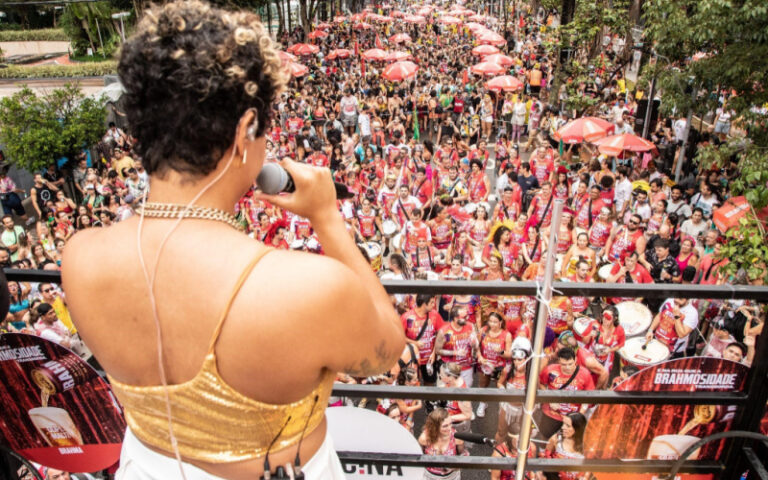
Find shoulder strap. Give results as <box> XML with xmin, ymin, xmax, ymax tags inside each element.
<box><xmin>207</xmin><ymin>247</ymin><xmax>273</xmax><ymax>353</ymax></box>
<box><xmin>558</xmin><ymin>365</ymin><xmax>580</xmax><ymax>390</ymax></box>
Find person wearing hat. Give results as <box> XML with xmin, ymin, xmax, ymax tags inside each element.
<box><xmin>495</xmin><ymin>345</ymin><xmax>531</xmax><ymax>444</ymax></box>
<box><xmin>702</xmin><ymin>318</ymin><xmax>736</xmax><ymax>358</ymax></box>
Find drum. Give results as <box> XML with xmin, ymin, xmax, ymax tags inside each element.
<box><xmin>573</xmin><ymin>316</ymin><xmax>599</xmax><ymax>346</ymax></box>
<box><xmin>359</xmin><ymin>242</ymin><xmax>383</xmax><ymax>272</ymax></box>
<box><xmin>597</xmin><ymin>263</ymin><xmax>613</xmax><ymax>282</ymax></box>
<box><xmin>381</xmin><ymin>219</ymin><xmax>398</xmax><ymax>237</ymax></box>
<box><xmin>619</xmin><ymin>337</ymin><xmax>670</xmax><ymax>369</ymax></box>
<box><xmin>472</xmin><ymin>254</ymin><xmax>486</xmax><ymax>275</ymax></box>
<box><xmin>616</xmin><ymin>301</ymin><xmax>653</xmax><ymax>338</ymax></box>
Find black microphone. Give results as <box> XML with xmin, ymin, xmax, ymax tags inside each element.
<box><xmin>257</xmin><ymin>162</ymin><xmax>354</xmax><ymax>199</ymax></box>
<box><xmin>454</xmin><ymin>432</ymin><xmax>496</xmax><ymax>446</ymax></box>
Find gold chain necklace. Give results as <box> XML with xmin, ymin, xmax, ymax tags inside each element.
<box><xmin>139</xmin><ymin>202</ymin><xmax>244</xmax><ymax>232</ymax></box>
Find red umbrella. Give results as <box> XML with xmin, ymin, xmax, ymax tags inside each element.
<box><xmin>389</xmin><ymin>33</ymin><xmax>412</xmax><ymax>44</ymax></box>
<box><xmin>277</xmin><ymin>50</ymin><xmax>296</xmax><ymax>63</ymax></box>
<box><xmin>326</xmin><ymin>48</ymin><xmax>353</xmax><ymax>60</ymax></box>
<box><xmin>403</xmin><ymin>15</ymin><xmax>423</xmax><ymax>24</ymax></box>
<box><xmin>333</xmin><ymin>15</ymin><xmax>347</xmax><ymax>23</ymax></box>
<box><xmin>466</xmin><ymin>22</ymin><xmax>486</xmax><ymax>32</ymax></box>
<box><xmin>439</xmin><ymin>15</ymin><xmax>463</xmax><ymax>25</ymax></box>
<box><xmin>385</xmin><ymin>50</ymin><xmax>413</xmax><ymax>62</ymax></box>
<box><xmin>376</xmin><ymin>15</ymin><xmax>394</xmax><ymax>22</ymax></box>
<box><xmin>592</xmin><ymin>133</ymin><xmax>658</xmax><ymax>156</ymax></box>
<box><xmin>476</xmin><ymin>31</ymin><xmax>506</xmax><ymax>46</ymax></box>
<box><xmin>471</xmin><ymin>44</ymin><xmax>500</xmax><ymax>56</ymax></box>
<box><xmin>354</xmin><ymin>22</ymin><xmax>373</xmax><ymax>30</ymax></box>
<box><xmin>416</xmin><ymin>7</ymin><xmax>432</xmax><ymax>16</ymax></box>
<box><xmin>287</xmin><ymin>43</ymin><xmax>319</xmax><ymax>55</ymax></box>
<box><xmin>361</xmin><ymin>48</ymin><xmax>388</xmax><ymax>61</ymax></box>
<box><xmin>381</xmin><ymin>60</ymin><xmax>418</xmax><ymax>82</ymax></box>
<box><xmin>554</xmin><ymin>117</ymin><xmax>615</xmax><ymax>144</ymax></box>
<box><xmin>470</xmin><ymin>61</ymin><xmax>506</xmax><ymax>76</ymax></box>
<box><xmin>391</xmin><ymin>10</ymin><xmax>406</xmax><ymax>18</ymax></box>
<box><xmin>485</xmin><ymin>75</ymin><xmax>523</xmax><ymax>91</ymax></box>
<box><xmin>317</xmin><ymin>22</ymin><xmax>332</xmax><ymax>30</ymax></box>
<box><xmin>307</xmin><ymin>30</ymin><xmax>328</xmax><ymax>39</ymax></box>
<box><xmin>286</xmin><ymin>62</ymin><xmax>309</xmax><ymax>78</ymax></box>
<box><xmin>350</xmin><ymin>13</ymin><xmax>367</xmax><ymax>21</ymax></box>
<box><xmin>403</xmin><ymin>14</ymin><xmax>426</xmax><ymax>24</ymax></box>
<box><xmin>483</xmin><ymin>53</ymin><xmax>514</xmax><ymax>67</ymax></box>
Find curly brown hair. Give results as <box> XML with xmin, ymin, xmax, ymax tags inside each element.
<box><xmin>118</xmin><ymin>0</ymin><xmax>287</xmax><ymax>177</ymax></box>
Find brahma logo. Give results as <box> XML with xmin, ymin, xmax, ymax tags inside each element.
<box><xmin>342</xmin><ymin>461</ymin><xmax>405</xmax><ymax>476</ymax></box>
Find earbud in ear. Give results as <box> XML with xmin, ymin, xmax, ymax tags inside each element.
<box><xmin>247</xmin><ymin>118</ymin><xmax>259</xmax><ymax>140</ymax></box>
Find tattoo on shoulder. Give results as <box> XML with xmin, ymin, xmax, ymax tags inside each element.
<box><xmin>344</xmin><ymin>340</ymin><xmax>395</xmax><ymax>376</ymax></box>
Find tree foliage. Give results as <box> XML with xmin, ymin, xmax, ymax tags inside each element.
<box><xmin>0</xmin><ymin>84</ymin><xmax>106</xmax><ymax>173</ymax></box>
<box><xmin>543</xmin><ymin>0</ymin><xmax>632</xmax><ymax>113</ymax></box>
<box><xmin>644</xmin><ymin>0</ymin><xmax>768</xmax><ymax>283</ymax></box>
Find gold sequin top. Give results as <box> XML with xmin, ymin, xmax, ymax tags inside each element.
<box><xmin>108</xmin><ymin>248</ymin><xmax>335</xmax><ymax>463</ymax></box>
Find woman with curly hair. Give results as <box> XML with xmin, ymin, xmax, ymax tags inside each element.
<box><xmin>61</xmin><ymin>2</ymin><xmax>403</xmax><ymax>478</ymax></box>
<box><xmin>418</xmin><ymin>408</ymin><xmax>466</xmax><ymax>480</ymax></box>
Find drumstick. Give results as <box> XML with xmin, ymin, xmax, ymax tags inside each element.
<box><xmin>641</xmin><ymin>338</ymin><xmax>650</xmax><ymax>350</ymax></box>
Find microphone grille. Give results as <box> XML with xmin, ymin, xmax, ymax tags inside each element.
<box><xmin>257</xmin><ymin>163</ymin><xmax>288</xmax><ymax>195</ymax></box>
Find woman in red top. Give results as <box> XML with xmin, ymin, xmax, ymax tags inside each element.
<box><xmin>469</xmin><ymin>204</ymin><xmax>491</xmax><ymax>248</ymax></box>
<box><xmin>593</xmin><ymin>306</ymin><xmax>625</xmax><ymax>373</ymax></box>
<box><xmin>553</xmin><ymin>166</ymin><xmax>570</xmax><ymax>200</ymax></box>
<box><xmin>476</xmin><ymin>312</ymin><xmax>512</xmax><ymax>418</ymax></box>
<box><xmin>418</xmin><ymin>408</ymin><xmax>465</xmax><ymax>480</ymax></box>
<box><xmin>588</xmin><ymin>207</ymin><xmax>612</xmax><ymax>256</ymax></box>
<box><xmin>468</xmin><ymin>159</ymin><xmax>490</xmax><ymax>203</ymax></box>
<box><xmin>394</xmin><ymin>368</ymin><xmax>422</xmax><ymax>433</ymax></box>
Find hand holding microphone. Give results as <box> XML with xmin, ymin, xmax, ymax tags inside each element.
<box><xmin>255</xmin><ymin>158</ymin><xmax>350</xmax><ymax>223</ymax></box>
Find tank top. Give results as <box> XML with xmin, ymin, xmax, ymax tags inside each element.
<box><xmin>552</xmin><ymin>436</ymin><xmax>584</xmax><ymax>480</ymax></box>
<box><xmin>480</xmin><ymin>329</ymin><xmax>508</xmax><ymax>369</ymax></box>
<box><xmin>108</xmin><ymin>249</ymin><xmax>335</xmax><ymax>463</ymax></box>
<box><xmin>424</xmin><ymin>430</ymin><xmax>458</xmax><ymax>475</ymax></box>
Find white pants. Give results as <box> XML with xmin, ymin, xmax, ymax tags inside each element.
<box><xmin>116</xmin><ymin>427</ymin><xmax>346</xmax><ymax>480</ymax></box>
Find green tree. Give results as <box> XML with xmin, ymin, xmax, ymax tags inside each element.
<box><xmin>0</xmin><ymin>84</ymin><xmax>106</xmax><ymax>174</ymax></box>
<box><xmin>644</xmin><ymin>0</ymin><xmax>768</xmax><ymax>283</ymax></box>
<box><xmin>60</xmin><ymin>1</ymin><xmax>119</xmax><ymax>57</ymax></box>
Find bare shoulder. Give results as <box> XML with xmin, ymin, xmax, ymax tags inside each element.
<box><xmin>61</xmin><ymin>226</ymin><xmax>111</xmax><ymax>292</ymax></box>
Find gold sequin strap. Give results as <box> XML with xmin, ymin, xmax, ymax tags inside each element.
<box><xmin>207</xmin><ymin>247</ymin><xmax>274</xmax><ymax>353</ymax></box>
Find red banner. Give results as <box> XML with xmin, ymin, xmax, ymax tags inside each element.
<box><xmin>0</xmin><ymin>334</ymin><xmax>125</xmax><ymax>472</ymax></box>
<box><xmin>585</xmin><ymin>357</ymin><xmax>747</xmax><ymax>463</ymax></box>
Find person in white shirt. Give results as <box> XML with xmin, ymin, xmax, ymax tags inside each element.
<box><xmin>614</xmin><ymin>116</ymin><xmax>634</xmax><ymax>134</ymax></box>
<box><xmin>613</xmin><ymin>166</ymin><xmax>633</xmax><ymax>219</ymax></box>
<box><xmin>679</xmin><ymin>208</ymin><xmax>708</xmax><ymax>246</ymax></box>
<box><xmin>666</xmin><ymin>185</ymin><xmax>692</xmax><ymax>219</ymax></box>
<box><xmin>673</xmin><ymin>116</ymin><xmax>687</xmax><ymax>143</ymax></box>
<box><xmin>358</xmin><ymin>105</ymin><xmax>372</xmax><ymax>141</ymax></box>
<box><xmin>611</xmin><ymin>99</ymin><xmax>628</xmax><ymax>123</ymax></box>
<box><xmin>34</xmin><ymin>303</ymin><xmax>75</xmax><ymax>348</ymax></box>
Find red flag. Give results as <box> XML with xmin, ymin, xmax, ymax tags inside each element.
<box><xmin>375</xmin><ymin>34</ymin><xmax>383</xmax><ymax>49</ymax></box>
<box><xmin>462</xmin><ymin>68</ymin><xmax>468</xmax><ymax>86</ymax></box>
<box><xmin>519</xmin><ymin>14</ymin><xmax>525</xmax><ymax>28</ymax></box>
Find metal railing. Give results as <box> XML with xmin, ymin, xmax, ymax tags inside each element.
<box><xmin>5</xmin><ymin>268</ymin><xmax>768</xmax><ymax>478</ymax></box>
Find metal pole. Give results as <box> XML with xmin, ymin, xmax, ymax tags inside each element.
<box><xmin>642</xmin><ymin>74</ymin><xmax>655</xmax><ymax>139</ymax></box>
<box><xmin>675</xmin><ymin>85</ymin><xmax>696</xmax><ymax>183</ymax></box>
<box><xmin>515</xmin><ymin>199</ymin><xmax>564</xmax><ymax>480</ymax></box>
<box><xmin>94</xmin><ymin>17</ymin><xmax>104</xmax><ymax>54</ymax></box>
<box><xmin>119</xmin><ymin>16</ymin><xmax>126</xmax><ymax>42</ymax></box>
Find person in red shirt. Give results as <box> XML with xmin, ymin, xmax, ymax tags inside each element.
<box><xmin>527</xmin><ymin>181</ymin><xmax>554</xmax><ymax>228</ymax></box>
<box><xmin>402</xmin><ymin>294</ymin><xmax>444</xmax><ymax>385</ymax></box>
<box><xmin>476</xmin><ymin>312</ymin><xmax>512</xmax><ymax>418</ymax></box>
<box><xmin>588</xmin><ymin>207</ymin><xmax>612</xmax><ymax>256</ymax></box>
<box><xmin>568</xmin><ymin>260</ymin><xmax>593</xmax><ymax>315</ymax></box>
<box><xmin>433</xmin><ymin>304</ymin><xmax>478</xmax><ymax>387</ymax></box>
<box><xmin>493</xmin><ymin>185</ymin><xmax>523</xmax><ymax>222</ymax></box>
<box><xmin>604</xmin><ymin>213</ymin><xmax>647</xmax><ymax>262</ymax></box>
<box><xmin>305</xmin><ymin>144</ymin><xmax>329</xmax><ymax>167</ymax></box>
<box><xmin>531</xmin><ymin>147</ymin><xmax>555</xmax><ymax>185</ymax></box>
<box><xmin>606</xmin><ymin>251</ymin><xmax>653</xmax><ymax>304</ymax></box>
<box><xmin>593</xmin><ymin>305</ymin><xmax>625</xmax><ymax>373</ymax></box>
<box><xmin>575</xmin><ymin>185</ymin><xmax>605</xmax><ymax>230</ymax></box>
<box><xmin>535</xmin><ymin>347</ymin><xmax>595</xmax><ymax>440</ymax></box>
<box><xmin>355</xmin><ymin>196</ymin><xmax>383</xmax><ymax>242</ymax></box>
<box><xmin>411</xmin><ymin>167</ymin><xmax>434</xmax><ymax>212</ymax></box>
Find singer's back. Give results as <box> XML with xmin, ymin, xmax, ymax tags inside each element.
<box><xmin>60</xmin><ymin>2</ymin><xmax>404</xmax><ymax>479</ymax></box>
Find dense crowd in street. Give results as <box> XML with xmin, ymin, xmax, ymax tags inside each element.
<box><xmin>0</xmin><ymin>1</ymin><xmax>764</xmax><ymax>478</ymax></box>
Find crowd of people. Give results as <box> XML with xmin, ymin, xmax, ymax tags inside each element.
<box><xmin>0</xmin><ymin>0</ymin><xmax>764</xmax><ymax>479</ymax></box>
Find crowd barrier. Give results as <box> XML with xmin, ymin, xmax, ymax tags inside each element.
<box><xmin>6</xmin><ymin>269</ymin><xmax>768</xmax><ymax>478</ymax></box>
